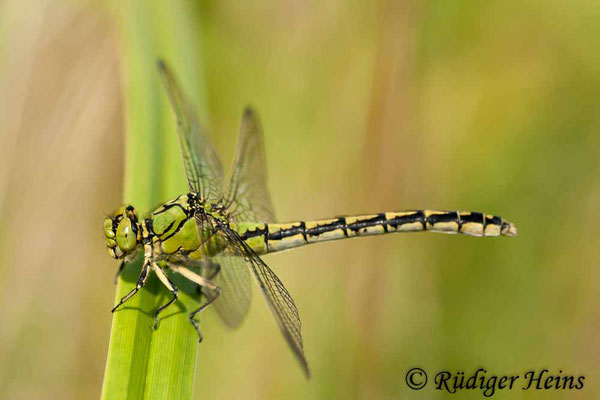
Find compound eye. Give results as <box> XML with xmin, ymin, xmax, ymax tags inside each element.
<box><xmin>116</xmin><ymin>217</ymin><xmax>137</xmax><ymax>252</ymax></box>
<box><xmin>104</xmin><ymin>218</ymin><xmax>115</xmax><ymax>238</ymax></box>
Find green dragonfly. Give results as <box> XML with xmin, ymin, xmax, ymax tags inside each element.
<box><xmin>104</xmin><ymin>60</ymin><xmax>517</xmax><ymax>377</ymax></box>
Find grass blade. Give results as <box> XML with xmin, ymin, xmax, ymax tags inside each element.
<box><xmin>101</xmin><ymin>2</ymin><xmax>208</xmax><ymax>399</ymax></box>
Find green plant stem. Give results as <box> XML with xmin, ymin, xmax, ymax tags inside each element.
<box><xmin>101</xmin><ymin>2</ymin><xmax>208</xmax><ymax>399</ymax></box>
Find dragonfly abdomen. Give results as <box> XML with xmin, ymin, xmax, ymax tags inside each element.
<box><xmin>249</xmin><ymin>210</ymin><xmax>516</xmax><ymax>254</ymax></box>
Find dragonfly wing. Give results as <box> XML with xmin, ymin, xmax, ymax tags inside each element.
<box><xmin>216</xmin><ymin>221</ymin><xmax>309</xmax><ymax>377</ymax></box>
<box><xmin>191</xmin><ymin>213</ymin><xmax>252</xmax><ymax>328</ymax></box>
<box><xmin>206</xmin><ymin>252</ymin><xmax>252</xmax><ymax>329</ymax></box>
<box><xmin>158</xmin><ymin>60</ymin><xmax>223</xmax><ymax>200</ymax></box>
<box><xmin>223</xmin><ymin>108</ymin><xmax>276</xmax><ymax>223</ymax></box>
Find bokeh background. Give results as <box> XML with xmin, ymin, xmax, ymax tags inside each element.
<box><xmin>1</xmin><ymin>0</ymin><xmax>599</xmax><ymax>399</ymax></box>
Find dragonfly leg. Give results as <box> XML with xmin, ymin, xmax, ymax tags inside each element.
<box><xmin>114</xmin><ymin>260</ymin><xmax>126</xmax><ymax>285</ymax></box>
<box><xmin>169</xmin><ymin>264</ymin><xmax>221</xmax><ymax>342</ymax></box>
<box><xmin>112</xmin><ymin>258</ymin><xmax>150</xmax><ymax>312</ymax></box>
<box><xmin>193</xmin><ymin>260</ymin><xmax>221</xmax><ymax>295</ymax></box>
<box><xmin>202</xmin><ymin>259</ymin><xmax>222</xmax><ymax>280</ymax></box>
<box><xmin>188</xmin><ymin>286</ymin><xmax>221</xmax><ymax>342</ymax></box>
<box><xmin>151</xmin><ymin>262</ymin><xmax>179</xmax><ymax>330</ymax></box>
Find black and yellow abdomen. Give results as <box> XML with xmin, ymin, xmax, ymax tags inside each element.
<box><xmin>234</xmin><ymin>210</ymin><xmax>517</xmax><ymax>255</ymax></box>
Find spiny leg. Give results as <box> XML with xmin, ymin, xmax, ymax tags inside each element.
<box><xmin>170</xmin><ymin>264</ymin><xmax>220</xmax><ymax>342</ymax></box>
<box><xmin>151</xmin><ymin>262</ymin><xmax>179</xmax><ymax>330</ymax></box>
<box><xmin>189</xmin><ymin>286</ymin><xmax>220</xmax><ymax>341</ymax></box>
<box><xmin>112</xmin><ymin>259</ymin><xmax>150</xmax><ymax>312</ymax></box>
<box><xmin>195</xmin><ymin>260</ymin><xmax>221</xmax><ymax>295</ymax></box>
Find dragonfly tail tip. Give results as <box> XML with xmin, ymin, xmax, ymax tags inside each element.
<box><xmin>501</xmin><ymin>221</ymin><xmax>518</xmax><ymax>237</ymax></box>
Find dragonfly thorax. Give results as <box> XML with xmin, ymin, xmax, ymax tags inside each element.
<box><xmin>202</xmin><ymin>201</ymin><xmax>229</xmax><ymax>220</ymax></box>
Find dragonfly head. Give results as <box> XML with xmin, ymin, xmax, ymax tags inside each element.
<box><xmin>104</xmin><ymin>205</ymin><xmax>142</xmax><ymax>259</ymax></box>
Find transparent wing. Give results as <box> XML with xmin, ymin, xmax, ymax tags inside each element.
<box><xmin>213</xmin><ymin>219</ymin><xmax>309</xmax><ymax>377</ymax></box>
<box><xmin>191</xmin><ymin>213</ymin><xmax>252</xmax><ymax>328</ymax></box>
<box><xmin>222</xmin><ymin>107</ymin><xmax>276</xmax><ymax>223</ymax></box>
<box><xmin>205</xmin><ymin>252</ymin><xmax>252</xmax><ymax>329</ymax></box>
<box><xmin>158</xmin><ymin>60</ymin><xmax>223</xmax><ymax>200</ymax></box>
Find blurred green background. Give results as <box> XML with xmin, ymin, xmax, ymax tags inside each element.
<box><xmin>0</xmin><ymin>0</ymin><xmax>599</xmax><ymax>399</ymax></box>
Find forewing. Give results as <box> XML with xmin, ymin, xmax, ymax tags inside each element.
<box><xmin>223</xmin><ymin>108</ymin><xmax>276</xmax><ymax>223</ymax></box>
<box><xmin>158</xmin><ymin>60</ymin><xmax>223</xmax><ymax>200</ymax></box>
<box><xmin>216</xmin><ymin>221</ymin><xmax>309</xmax><ymax>377</ymax></box>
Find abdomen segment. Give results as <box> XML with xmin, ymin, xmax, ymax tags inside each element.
<box><xmin>238</xmin><ymin>210</ymin><xmax>517</xmax><ymax>254</ymax></box>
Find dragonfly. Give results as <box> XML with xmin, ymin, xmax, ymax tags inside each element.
<box><xmin>104</xmin><ymin>60</ymin><xmax>517</xmax><ymax>378</ymax></box>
